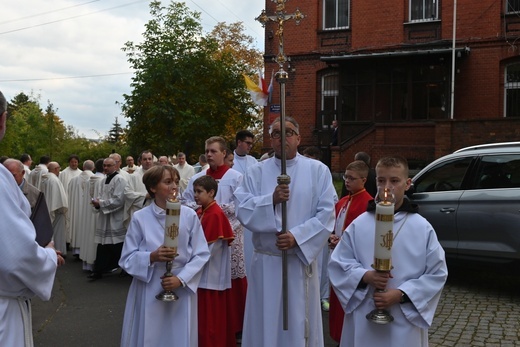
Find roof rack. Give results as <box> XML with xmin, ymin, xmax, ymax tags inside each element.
<box><xmin>454</xmin><ymin>142</ymin><xmax>520</xmax><ymax>153</ymax></box>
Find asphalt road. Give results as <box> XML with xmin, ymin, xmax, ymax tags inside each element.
<box><xmin>31</xmin><ymin>257</ymin><xmax>520</xmax><ymax>346</ymax></box>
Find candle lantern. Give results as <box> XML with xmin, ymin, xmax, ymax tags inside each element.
<box><xmin>156</xmin><ymin>191</ymin><xmax>181</xmax><ymax>302</ymax></box>
<box><xmin>366</xmin><ymin>187</ymin><xmax>395</xmax><ymax>324</ymax></box>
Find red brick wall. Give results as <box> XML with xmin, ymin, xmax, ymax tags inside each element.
<box><xmin>260</xmin><ymin>0</ymin><xmax>520</xmax><ymax>173</ymax></box>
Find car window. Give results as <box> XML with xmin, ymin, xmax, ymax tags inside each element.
<box><xmin>475</xmin><ymin>155</ymin><xmax>520</xmax><ymax>189</ymax></box>
<box><xmin>414</xmin><ymin>157</ymin><xmax>473</xmax><ymax>193</ymax></box>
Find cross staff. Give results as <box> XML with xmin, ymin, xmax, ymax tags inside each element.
<box><xmin>256</xmin><ymin>0</ymin><xmax>304</xmax><ymax>332</ymax></box>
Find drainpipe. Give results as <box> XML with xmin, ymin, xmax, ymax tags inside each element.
<box><xmin>450</xmin><ymin>0</ymin><xmax>457</xmax><ymax>119</ymax></box>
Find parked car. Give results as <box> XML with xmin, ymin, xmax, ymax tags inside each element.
<box><xmin>407</xmin><ymin>142</ymin><xmax>520</xmax><ymax>263</ymax></box>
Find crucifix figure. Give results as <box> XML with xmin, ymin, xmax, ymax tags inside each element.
<box><xmin>256</xmin><ymin>0</ymin><xmax>305</xmax><ymax>332</ymax></box>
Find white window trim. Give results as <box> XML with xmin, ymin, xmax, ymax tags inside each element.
<box><xmin>323</xmin><ymin>0</ymin><xmax>350</xmax><ymax>30</ymax></box>
<box><xmin>409</xmin><ymin>0</ymin><xmax>439</xmax><ymax>23</ymax></box>
<box><xmin>321</xmin><ymin>73</ymin><xmax>339</xmax><ymax>128</ymax></box>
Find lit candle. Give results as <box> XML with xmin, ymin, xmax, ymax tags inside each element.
<box><xmin>164</xmin><ymin>197</ymin><xmax>181</xmax><ymax>248</ymax></box>
<box><xmin>373</xmin><ymin>188</ymin><xmax>394</xmax><ymax>271</ymax></box>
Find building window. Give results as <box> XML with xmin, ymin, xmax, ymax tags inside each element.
<box><xmin>506</xmin><ymin>0</ymin><xmax>520</xmax><ymax>13</ymax></box>
<box><xmin>505</xmin><ymin>63</ymin><xmax>520</xmax><ymax>117</ymax></box>
<box><xmin>324</xmin><ymin>0</ymin><xmax>350</xmax><ymax>29</ymax></box>
<box><xmin>320</xmin><ymin>73</ymin><xmax>339</xmax><ymax>127</ymax></box>
<box><xmin>343</xmin><ymin>63</ymin><xmax>449</xmax><ymax>121</ymax></box>
<box><xmin>410</xmin><ymin>0</ymin><xmax>438</xmax><ymax>21</ymax></box>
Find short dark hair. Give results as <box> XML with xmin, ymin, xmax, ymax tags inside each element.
<box><xmin>142</xmin><ymin>165</ymin><xmax>180</xmax><ymax>199</ymax></box>
<box><xmin>236</xmin><ymin>130</ymin><xmax>254</xmax><ymax>145</ymax></box>
<box><xmin>20</xmin><ymin>153</ymin><xmax>31</xmax><ymax>163</ymax></box>
<box><xmin>354</xmin><ymin>152</ymin><xmax>371</xmax><ymax>166</ymax></box>
<box><xmin>193</xmin><ymin>175</ymin><xmax>218</xmax><ymax>196</ymax></box>
<box><xmin>39</xmin><ymin>155</ymin><xmax>51</xmax><ymax>165</ymax></box>
<box><xmin>95</xmin><ymin>158</ymin><xmax>104</xmax><ymax>173</ymax></box>
<box><xmin>68</xmin><ymin>154</ymin><xmax>80</xmax><ymax>163</ymax></box>
<box><xmin>140</xmin><ymin>150</ymin><xmax>153</xmax><ymax>160</ymax></box>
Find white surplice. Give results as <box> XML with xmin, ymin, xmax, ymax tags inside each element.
<box><xmin>59</xmin><ymin>167</ymin><xmax>82</xmax><ymax>194</ymax></box>
<box><xmin>0</xmin><ymin>165</ymin><xmax>57</xmax><ymax>347</ymax></box>
<box><xmin>183</xmin><ymin>168</ymin><xmax>243</xmax><ymax>209</ymax></box>
<box><xmin>173</xmin><ymin>162</ymin><xmax>195</xmax><ymax>191</ymax></box>
<box><xmin>234</xmin><ymin>154</ymin><xmax>336</xmax><ymax>347</ymax></box>
<box><xmin>67</xmin><ymin>170</ymin><xmax>94</xmax><ymax>253</ymax></box>
<box><xmin>119</xmin><ymin>202</ymin><xmax>210</xmax><ymax>347</ymax></box>
<box><xmin>79</xmin><ymin>174</ymin><xmax>103</xmax><ymax>266</ymax></box>
<box><xmin>40</xmin><ymin>173</ymin><xmax>69</xmax><ymax>255</ymax></box>
<box><xmin>28</xmin><ymin>164</ymin><xmax>48</xmax><ymax>190</ymax></box>
<box><xmin>95</xmin><ymin>173</ymin><xmax>127</xmax><ymax>244</ymax></box>
<box><xmin>328</xmin><ymin>211</ymin><xmax>448</xmax><ymax>347</ymax></box>
<box><xmin>231</xmin><ymin>152</ymin><xmax>259</xmax><ymax>276</ymax></box>
<box><xmin>123</xmin><ymin>169</ymin><xmax>148</xmax><ymax>227</ymax></box>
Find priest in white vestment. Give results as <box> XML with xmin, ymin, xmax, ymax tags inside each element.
<box><xmin>232</xmin><ymin>130</ymin><xmax>259</xmax><ymax>277</ymax></box>
<box><xmin>0</xmin><ymin>92</ymin><xmax>60</xmax><ymax>347</ymax></box>
<box><xmin>328</xmin><ymin>156</ymin><xmax>448</xmax><ymax>347</ymax></box>
<box><xmin>173</xmin><ymin>152</ymin><xmax>195</xmax><ymax>191</ymax></box>
<box><xmin>67</xmin><ymin>160</ymin><xmax>95</xmax><ymax>256</ymax></box>
<box><xmin>234</xmin><ymin>117</ymin><xmax>335</xmax><ymax>347</ymax></box>
<box><xmin>80</xmin><ymin>171</ymin><xmax>104</xmax><ymax>271</ymax></box>
<box><xmin>90</xmin><ymin>157</ymin><xmax>128</xmax><ymax>279</ymax></box>
<box><xmin>40</xmin><ymin>162</ymin><xmax>69</xmax><ymax>256</ymax></box>
<box><xmin>123</xmin><ymin>150</ymin><xmax>154</xmax><ymax>225</ymax></box>
<box><xmin>29</xmin><ymin>155</ymin><xmax>50</xmax><ymax>189</ymax></box>
<box><xmin>59</xmin><ymin>155</ymin><xmax>82</xmax><ymax>192</ymax></box>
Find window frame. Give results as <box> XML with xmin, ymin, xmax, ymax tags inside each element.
<box><xmin>323</xmin><ymin>0</ymin><xmax>350</xmax><ymax>30</ymax></box>
<box><xmin>409</xmin><ymin>0</ymin><xmax>439</xmax><ymax>22</ymax></box>
<box><xmin>506</xmin><ymin>0</ymin><xmax>520</xmax><ymax>14</ymax></box>
<box><xmin>504</xmin><ymin>62</ymin><xmax>520</xmax><ymax>118</ymax></box>
<box><xmin>320</xmin><ymin>72</ymin><xmax>339</xmax><ymax>128</ymax></box>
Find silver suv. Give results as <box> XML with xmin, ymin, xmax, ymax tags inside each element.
<box><xmin>407</xmin><ymin>142</ymin><xmax>520</xmax><ymax>263</ymax></box>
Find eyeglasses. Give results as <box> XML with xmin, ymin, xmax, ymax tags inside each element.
<box><xmin>270</xmin><ymin>129</ymin><xmax>298</xmax><ymax>139</ymax></box>
<box><xmin>343</xmin><ymin>175</ymin><xmax>364</xmax><ymax>182</ymax></box>
<box><xmin>243</xmin><ymin>141</ymin><xmax>254</xmax><ymax>146</ymax></box>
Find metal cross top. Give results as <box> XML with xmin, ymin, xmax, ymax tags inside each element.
<box><xmin>255</xmin><ymin>0</ymin><xmax>304</xmax><ymax>332</ymax></box>
<box><xmin>256</xmin><ymin>0</ymin><xmax>304</xmax><ymax>74</ymax></box>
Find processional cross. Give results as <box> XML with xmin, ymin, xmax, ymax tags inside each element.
<box><xmin>256</xmin><ymin>0</ymin><xmax>304</xmax><ymax>331</ymax></box>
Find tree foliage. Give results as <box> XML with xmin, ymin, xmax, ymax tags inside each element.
<box><xmin>121</xmin><ymin>1</ymin><xmax>263</xmax><ymax>158</ymax></box>
<box><xmin>0</xmin><ymin>92</ymin><xmax>129</xmax><ymax>167</ymax></box>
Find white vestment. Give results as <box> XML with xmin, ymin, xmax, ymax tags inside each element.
<box><xmin>123</xmin><ymin>168</ymin><xmax>149</xmax><ymax>226</ymax></box>
<box><xmin>183</xmin><ymin>168</ymin><xmax>243</xmax><ymax>208</ymax></box>
<box><xmin>79</xmin><ymin>174</ymin><xmax>103</xmax><ymax>266</ymax></box>
<box><xmin>234</xmin><ymin>154</ymin><xmax>336</xmax><ymax>347</ymax></box>
<box><xmin>67</xmin><ymin>170</ymin><xmax>94</xmax><ymax>253</ymax></box>
<box><xmin>173</xmin><ymin>163</ymin><xmax>195</xmax><ymax>191</ymax></box>
<box><xmin>0</xmin><ymin>165</ymin><xmax>57</xmax><ymax>347</ymax></box>
<box><xmin>95</xmin><ymin>173</ymin><xmax>127</xmax><ymax>244</ymax></box>
<box><xmin>40</xmin><ymin>173</ymin><xmax>69</xmax><ymax>255</ymax></box>
<box><xmin>28</xmin><ymin>164</ymin><xmax>48</xmax><ymax>190</ymax></box>
<box><xmin>231</xmin><ymin>152</ymin><xmax>259</xmax><ymax>276</ymax></box>
<box><xmin>59</xmin><ymin>167</ymin><xmax>82</xmax><ymax>193</ymax></box>
<box><xmin>119</xmin><ymin>203</ymin><xmax>210</xmax><ymax>347</ymax></box>
<box><xmin>328</xmin><ymin>211</ymin><xmax>448</xmax><ymax>347</ymax></box>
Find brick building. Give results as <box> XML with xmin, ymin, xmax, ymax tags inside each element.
<box><xmin>261</xmin><ymin>0</ymin><xmax>520</xmax><ymax>173</ymax></box>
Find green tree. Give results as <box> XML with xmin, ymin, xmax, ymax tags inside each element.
<box><xmin>121</xmin><ymin>1</ymin><xmax>260</xmax><ymax>156</ymax></box>
<box><xmin>108</xmin><ymin>117</ymin><xmax>124</xmax><ymax>144</ymax></box>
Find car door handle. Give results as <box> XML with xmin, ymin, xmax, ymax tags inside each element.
<box><xmin>440</xmin><ymin>207</ymin><xmax>455</xmax><ymax>213</ymax></box>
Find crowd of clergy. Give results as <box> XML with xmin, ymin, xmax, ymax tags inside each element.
<box><xmin>2</xmin><ymin>114</ymin><xmax>448</xmax><ymax>347</ymax></box>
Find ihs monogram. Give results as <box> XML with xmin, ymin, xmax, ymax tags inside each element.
<box><xmin>380</xmin><ymin>230</ymin><xmax>393</xmax><ymax>250</ymax></box>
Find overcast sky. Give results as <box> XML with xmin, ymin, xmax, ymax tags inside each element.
<box><xmin>1</xmin><ymin>0</ymin><xmax>265</xmax><ymax>139</ymax></box>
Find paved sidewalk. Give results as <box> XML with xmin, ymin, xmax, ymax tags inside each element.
<box><xmin>31</xmin><ymin>258</ymin><xmax>520</xmax><ymax>346</ymax></box>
